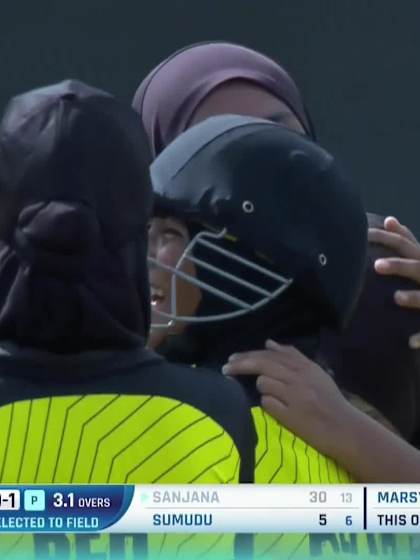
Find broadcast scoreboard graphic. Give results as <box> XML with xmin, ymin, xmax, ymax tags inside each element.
<box><xmin>0</xmin><ymin>485</ymin><xmax>417</xmax><ymax>533</ymax></box>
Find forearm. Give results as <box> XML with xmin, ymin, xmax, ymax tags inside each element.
<box><xmin>331</xmin><ymin>404</ymin><xmax>420</xmax><ymax>483</ymax></box>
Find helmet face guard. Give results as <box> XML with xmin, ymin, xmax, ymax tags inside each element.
<box><xmin>149</xmin><ymin>226</ymin><xmax>293</xmax><ymax>329</ymax></box>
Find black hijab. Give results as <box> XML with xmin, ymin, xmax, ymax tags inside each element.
<box><xmin>0</xmin><ymin>80</ymin><xmax>152</xmax><ymax>352</ymax></box>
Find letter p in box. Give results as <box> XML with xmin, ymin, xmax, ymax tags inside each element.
<box><xmin>24</xmin><ymin>490</ymin><xmax>45</xmax><ymax>511</ymax></box>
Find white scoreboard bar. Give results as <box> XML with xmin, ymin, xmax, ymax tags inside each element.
<box><xmin>112</xmin><ymin>485</ymin><xmax>365</xmax><ymax>533</ymax></box>
<box><xmin>0</xmin><ymin>485</ymin><xmax>419</xmax><ymax>533</ymax></box>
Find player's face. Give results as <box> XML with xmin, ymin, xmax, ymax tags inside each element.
<box><xmin>190</xmin><ymin>80</ymin><xmax>306</xmax><ymax>134</ymax></box>
<box><xmin>147</xmin><ymin>216</ymin><xmax>202</xmax><ymax>349</ymax></box>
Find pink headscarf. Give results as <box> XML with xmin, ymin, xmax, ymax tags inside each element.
<box><xmin>133</xmin><ymin>42</ymin><xmax>315</xmax><ymax>157</ymax></box>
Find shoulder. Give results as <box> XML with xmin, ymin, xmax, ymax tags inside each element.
<box><xmin>150</xmin><ymin>360</ymin><xmax>257</xmax><ymax>475</ymax></box>
<box><xmin>143</xmin><ymin>356</ymin><xmax>252</xmax><ymax>424</ymax></box>
<box><xmin>160</xmin><ymin>360</ymin><xmax>251</xmax><ymax>412</ymax></box>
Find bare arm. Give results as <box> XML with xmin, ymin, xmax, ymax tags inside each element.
<box><xmin>224</xmin><ymin>340</ymin><xmax>420</xmax><ymax>482</ymax></box>
<box><xmin>331</xmin><ymin>398</ymin><xmax>420</xmax><ymax>483</ymax></box>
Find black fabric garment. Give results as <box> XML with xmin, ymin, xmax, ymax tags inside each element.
<box><xmin>319</xmin><ymin>213</ymin><xmax>420</xmax><ymax>441</ymax></box>
<box><xmin>158</xmin><ymin>275</ymin><xmax>323</xmax><ymax>407</ymax></box>
<box><xmin>0</xmin><ymin>341</ymin><xmax>255</xmax><ymax>483</ymax></box>
<box><xmin>161</xmin><ymin>281</ymin><xmax>321</xmax><ymax>362</ymax></box>
<box><xmin>0</xmin><ymin>80</ymin><xmax>152</xmax><ymax>351</ymax></box>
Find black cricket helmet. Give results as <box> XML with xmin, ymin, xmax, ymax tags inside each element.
<box><xmin>150</xmin><ymin>115</ymin><xmax>367</xmax><ymax>330</ymax></box>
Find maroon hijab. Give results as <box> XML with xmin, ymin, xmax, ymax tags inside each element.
<box><xmin>133</xmin><ymin>41</ymin><xmax>314</xmax><ymax>157</ymax></box>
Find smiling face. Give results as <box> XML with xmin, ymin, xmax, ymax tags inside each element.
<box><xmin>147</xmin><ymin>216</ymin><xmax>202</xmax><ymax>349</ymax></box>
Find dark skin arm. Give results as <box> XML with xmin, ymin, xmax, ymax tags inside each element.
<box><xmin>224</xmin><ymin>340</ymin><xmax>420</xmax><ymax>483</ymax></box>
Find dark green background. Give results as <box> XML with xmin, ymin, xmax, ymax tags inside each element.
<box><xmin>1</xmin><ymin>0</ymin><xmax>419</xmax><ymax>233</ymax></box>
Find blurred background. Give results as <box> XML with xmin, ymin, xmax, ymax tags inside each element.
<box><xmin>1</xmin><ymin>0</ymin><xmax>419</xmax><ymax>233</ymax></box>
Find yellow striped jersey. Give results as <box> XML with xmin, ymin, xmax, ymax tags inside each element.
<box><xmin>0</xmin><ymin>345</ymin><xmax>256</xmax><ymax>559</ymax></box>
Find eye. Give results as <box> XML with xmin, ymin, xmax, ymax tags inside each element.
<box><xmin>163</xmin><ymin>227</ymin><xmax>184</xmax><ymax>239</ymax></box>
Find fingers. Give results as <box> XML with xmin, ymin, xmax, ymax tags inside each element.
<box><xmin>374</xmin><ymin>258</ymin><xmax>420</xmax><ymax>283</ymax></box>
<box><xmin>395</xmin><ymin>288</ymin><xmax>420</xmax><ymax>350</ymax></box>
<box><xmin>226</xmin><ymin>349</ymin><xmax>287</xmax><ymax>367</ymax></box>
<box><xmin>384</xmin><ymin>216</ymin><xmax>418</xmax><ymax>244</ymax></box>
<box><xmin>257</xmin><ymin>375</ymin><xmax>289</xmax><ymax>405</ymax></box>
<box><xmin>368</xmin><ymin>228</ymin><xmax>420</xmax><ymax>260</ymax></box>
<box><xmin>394</xmin><ymin>290</ymin><xmax>420</xmax><ymax>309</ymax></box>
<box><xmin>260</xmin><ymin>395</ymin><xmax>288</xmax><ymax>421</ymax></box>
<box><xmin>409</xmin><ymin>334</ymin><xmax>420</xmax><ymax>350</ymax></box>
<box><xmin>228</xmin><ymin>339</ymin><xmax>314</xmax><ymax>366</ymax></box>
<box><xmin>223</xmin><ymin>341</ymin><xmax>306</xmax><ymax>382</ymax></box>
<box><xmin>370</xmin><ymin>220</ymin><xmax>420</xmax><ymax>350</ymax></box>
<box><xmin>264</xmin><ymin>339</ymin><xmax>308</xmax><ymax>364</ymax></box>
<box><xmin>222</xmin><ymin>353</ymin><xmax>293</xmax><ymax>383</ymax></box>
<box><xmin>265</xmin><ymin>339</ymin><xmax>298</xmax><ymax>355</ymax></box>
<box><xmin>224</xmin><ymin>351</ymin><xmax>293</xmax><ymax>415</ymax></box>
<box><xmin>227</xmin><ymin>349</ymin><xmax>281</xmax><ymax>363</ymax></box>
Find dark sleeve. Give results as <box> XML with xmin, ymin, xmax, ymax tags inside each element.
<box><xmin>227</xmin><ymin>378</ymin><xmax>257</xmax><ymax>484</ymax></box>
<box><xmin>191</xmin><ymin>367</ymin><xmax>257</xmax><ymax>483</ymax></box>
<box><xmin>320</xmin><ymin>227</ymin><xmax>420</xmax><ymax>440</ymax></box>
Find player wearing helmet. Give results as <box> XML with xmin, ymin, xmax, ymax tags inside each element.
<box><xmin>148</xmin><ymin>115</ymin><xmax>387</xmax><ymax>558</ymax></box>
<box><xmin>136</xmin><ymin>42</ymin><xmax>420</xmax><ymax>444</ymax></box>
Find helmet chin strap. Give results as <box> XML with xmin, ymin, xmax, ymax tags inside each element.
<box><xmin>148</xmin><ymin>227</ymin><xmax>293</xmax><ymax>329</ymax></box>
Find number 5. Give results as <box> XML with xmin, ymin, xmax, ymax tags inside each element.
<box><xmin>319</xmin><ymin>514</ymin><xmax>327</xmax><ymax>526</ymax></box>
